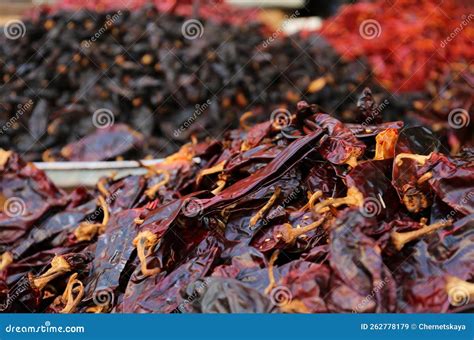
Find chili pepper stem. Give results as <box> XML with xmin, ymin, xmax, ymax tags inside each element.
<box><xmin>98</xmin><ymin>195</ymin><xmax>109</xmax><ymax>227</ymax></box>
<box><xmin>264</xmin><ymin>250</ymin><xmax>280</xmax><ymax>295</ymax></box>
<box><xmin>395</xmin><ymin>153</ymin><xmax>431</xmax><ymax>166</ymax></box>
<box><xmin>33</xmin><ymin>255</ymin><xmax>72</xmax><ymax>290</ymax></box>
<box><xmin>391</xmin><ymin>219</ymin><xmax>453</xmax><ymax>251</ymax></box>
<box><xmin>239</xmin><ymin>111</ymin><xmax>254</xmax><ymax>131</ymax></box>
<box><xmin>41</xmin><ymin>149</ymin><xmax>55</xmax><ymax>162</ymax></box>
<box><xmin>299</xmin><ymin>191</ymin><xmax>323</xmax><ymax>212</ymax></box>
<box><xmin>86</xmin><ymin>305</ymin><xmax>106</xmax><ymax>313</ymax></box>
<box><xmin>145</xmin><ymin>170</ymin><xmax>170</xmax><ymax>199</ymax></box>
<box><xmin>133</xmin><ymin>231</ymin><xmax>161</xmax><ymax>277</ymax></box>
<box><xmin>240</xmin><ymin>140</ymin><xmax>251</xmax><ymax>152</ymax></box>
<box><xmin>280</xmin><ymin>217</ymin><xmax>325</xmax><ymax>245</ymax></box>
<box><xmin>249</xmin><ymin>188</ymin><xmax>281</xmax><ymax>227</ymax></box>
<box><xmin>162</xmin><ymin>144</ymin><xmax>195</xmax><ymax>165</ymax></box>
<box><xmin>74</xmin><ymin>222</ymin><xmax>103</xmax><ymax>242</ymax></box>
<box><xmin>211</xmin><ymin>175</ymin><xmax>227</xmax><ymax>195</ymax></box>
<box><xmin>280</xmin><ymin>300</ymin><xmax>310</xmax><ymax>313</ymax></box>
<box><xmin>345</xmin><ymin>155</ymin><xmax>359</xmax><ymax>168</ymax></box>
<box><xmin>97</xmin><ymin>177</ymin><xmax>112</xmax><ymax>197</ymax></box>
<box><xmin>73</xmin><ymin>195</ymin><xmax>109</xmax><ymax>242</ymax></box>
<box><xmin>196</xmin><ymin>161</ymin><xmax>226</xmax><ymax>185</ymax></box>
<box><xmin>134</xmin><ymin>218</ymin><xmax>145</xmax><ymax>225</ymax></box>
<box><xmin>59</xmin><ymin>273</ymin><xmax>84</xmax><ymax>314</ymax></box>
<box><xmin>0</xmin><ymin>252</ymin><xmax>13</xmax><ymax>271</ymax></box>
<box><xmin>417</xmin><ymin>172</ymin><xmax>433</xmax><ymax>184</ymax></box>
<box><xmin>313</xmin><ymin>187</ymin><xmax>364</xmax><ymax>214</ymax></box>
<box><xmin>0</xmin><ymin>149</ymin><xmax>11</xmax><ymax>169</ymax></box>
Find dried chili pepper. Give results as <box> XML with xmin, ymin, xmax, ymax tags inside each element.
<box><xmin>321</xmin><ymin>0</ymin><xmax>473</xmax><ymax>92</ymax></box>
<box><xmin>0</xmin><ymin>85</ymin><xmax>472</xmax><ymax>314</ymax></box>
<box><xmin>319</xmin><ymin>0</ymin><xmax>473</xmax><ymax>153</ymax></box>
<box><xmin>0</xmin><ymin>5</ymin><xmax>387</xmax><ymax>161</ymax></box>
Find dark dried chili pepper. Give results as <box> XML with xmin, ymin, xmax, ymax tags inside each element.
<box><xmin>0</xmin><ymin>5</ymin><xmax>390</xmax><ymax>161</ymax></box>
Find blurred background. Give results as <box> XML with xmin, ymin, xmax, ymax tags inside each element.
<box><xmin>0</xmin><ymin>0</ymin><xmax>472</xmax><ymax>164</ymax></box>
<box><xmin>0</xmin><ymin>0</ymin><xmax>353</xmax><ymax>25</ymax></box>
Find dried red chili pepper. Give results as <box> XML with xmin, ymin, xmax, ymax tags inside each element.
<box><xmin>319</xmin><ymin>0</ymin><xmax>473</xmax><ymax>154</ymax></box>
<box><xmin>0</xmin><ymin>90</ymin><xmax>472</xmax><ymax>313</ymax></box>
<box><xmin>321</xmin><ymin>0</ymin><xmax>473</xmax><ymax>93</ymax></box>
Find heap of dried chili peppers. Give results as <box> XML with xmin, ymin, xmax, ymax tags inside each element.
<box><xmin>0</xmin><ymin>4</ymin><xmax>385</xmax><ymax>161</ymax></box>
<box><xmin>0</xmin><ymin>91</ymin><xmax>472</xmax><ymax>313</ymax></box>
<box><xmin>319</xmin><ymin>0</ymin><xmax>473</xmax><ymax>154</ymax></box>
<box><xmin>320</xmin><ymin>0</ymin><xmax>473</xmax><ymax>92</ymax></box>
